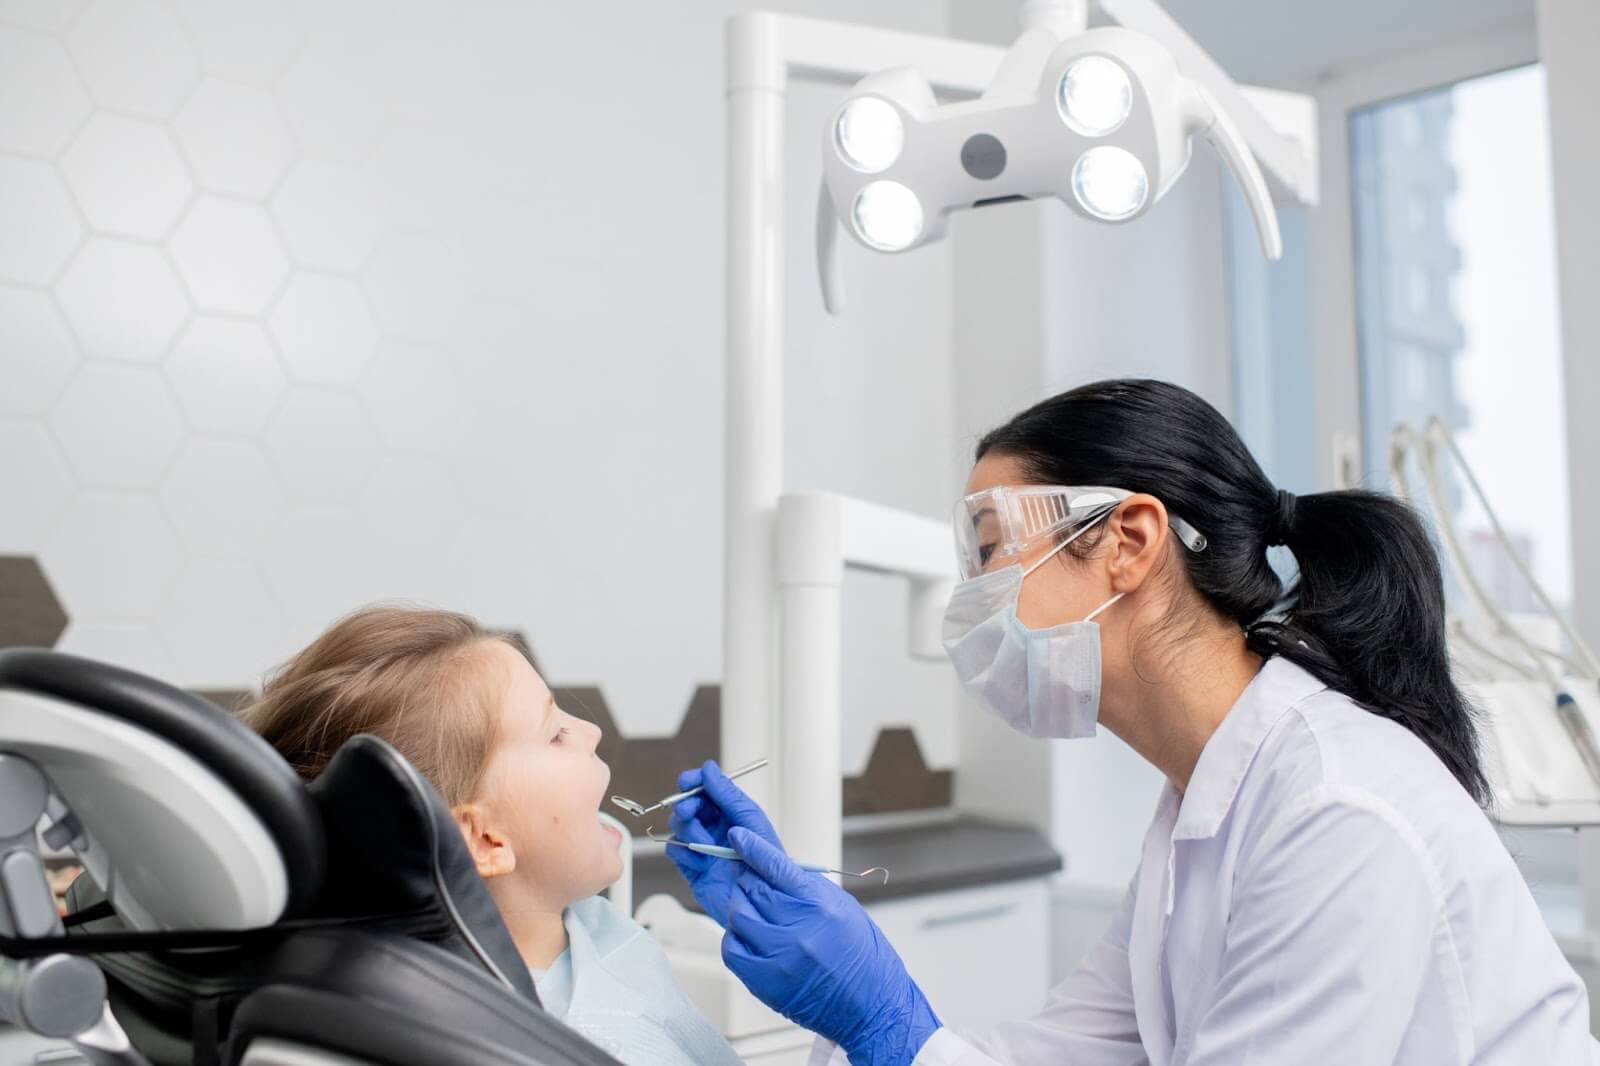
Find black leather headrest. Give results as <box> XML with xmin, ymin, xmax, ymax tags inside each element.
<box><xmin>226</xmin><ymin>931</ymin><xmax>623</xmax><ymax>1066</ymax></box>
<box><xmin>0</xmin><ymin>647</ymin><xmax>324</xmax><ymax>917</ymax></box>
<box><xmin>307</xmin><ymin>734</ymin><xmax>538</xmax><ymax>1002</ymax></box>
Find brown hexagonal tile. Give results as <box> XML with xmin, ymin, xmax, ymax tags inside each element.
<box><xmin>0</xmin><ymin>555</ymin><xmax>69</xmax><ymax>648</ymax></box>
<box><xmin>843</xmin><ymin>728</ymin><xmax>953</xmax><ymax>815</ymax></box>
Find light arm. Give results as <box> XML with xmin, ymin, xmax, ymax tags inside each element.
<box><xmin>1186</xmin><ymin>82</ymin><xmax>1282</xmax><ymax>260</ymax></box>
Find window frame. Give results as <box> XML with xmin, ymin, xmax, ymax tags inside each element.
<box><xmin>1307</xmin><ymin>19</ymin><xmax>1541</xmax><ymax>490</ymax></box>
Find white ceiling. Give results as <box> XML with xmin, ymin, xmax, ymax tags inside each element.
<box><xmin>1158</xmin><ymin>0</ymin><xmax>1534</xmax><ymax>86</ymax></box>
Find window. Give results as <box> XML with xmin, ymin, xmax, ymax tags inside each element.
<box><xmin>1351</xmin><ymin>64</ymin><xmax>1571</xmax><ymax>614</ymax></box>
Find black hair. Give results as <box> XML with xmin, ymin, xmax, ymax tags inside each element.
<box><xmin>977</xmin><ymin>378</ymin><xmax>1488</xmax><ymax>805</ymax></box>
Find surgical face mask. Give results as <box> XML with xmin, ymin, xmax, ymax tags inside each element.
<box><xmin>941</xmin><ymin>526</ymin><xmax>1123</xmax><ymax>739</ymax></box>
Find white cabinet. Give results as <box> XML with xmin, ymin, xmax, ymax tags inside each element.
<box><xmin>865</xmin><ymin>877</ymin><xmax>1052</xmax><ymax>1032</ymax></box>
<box><xmin>652</xmin><ymin>876</ymin><xmax>1053</xmax><ymax>1063</ymax></box>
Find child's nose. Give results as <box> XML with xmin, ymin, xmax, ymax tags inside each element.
<box><xmin>576</xmin><ymin>717</ymin><xmax>602</xmax><ymax>750</ymax></box>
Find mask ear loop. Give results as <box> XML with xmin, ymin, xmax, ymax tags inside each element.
<box><xmin>1019</xmin><ymin>507</ymin><xmax>1126</xmax><ymax>622</ymax></box>
<box><xmin>1084</xmin><ymin>592</ymin><xmax>1124</xmax><ymax>623</ymax></box>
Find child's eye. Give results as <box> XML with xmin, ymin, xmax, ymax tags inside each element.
<box><xmin>551</xmin><ymin>727</ymin><xmax>572</xmax><ymax>745</ymax></box>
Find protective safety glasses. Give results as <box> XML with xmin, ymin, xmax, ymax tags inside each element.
<box><xmin>953</xmin><ymin>485</ymin><xmax>1206</xmax><ymax>580</ymax></box>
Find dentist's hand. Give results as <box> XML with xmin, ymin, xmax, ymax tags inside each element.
<box><xmin>723</xmin><ymin>827</ymin><xmax>940</xmax><ymax>1066</ymax></box>
<box><xmin>666</xmin><ymin>760</ymin><xmax>783</xmax><ymax>926</ymax></box>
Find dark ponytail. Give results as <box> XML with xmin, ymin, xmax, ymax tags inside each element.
<box><xmin>977</xmin><ymin>378</ymin><xmax>1489</xmax><ymax>805</ymax></box>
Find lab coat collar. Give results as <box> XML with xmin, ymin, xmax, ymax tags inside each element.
<box><xmin>1169</xmin><ymin>656</ymin><xmax>1326</xmax><ymax>842</ymax></box>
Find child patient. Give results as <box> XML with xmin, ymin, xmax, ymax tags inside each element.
<box><xmin>241</xmin><ymin>604</ymin><xmax>741</xmax><ymax>1066</ymax></box>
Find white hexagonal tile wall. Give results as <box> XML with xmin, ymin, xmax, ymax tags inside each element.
<box><xmin>268</xmin><ymin>273</ymin><xmax>377</xmax><ymax>385</ymax></box>
<box><xmin>0</xmin><ymin>419</ymin><xmax>73</xmax><ymax>553</ymax></box>
<box><xmin>369</xmin><ymin>123</ymin><xmax>478</xmax><ymax>232</ymax></box>
<box><xmin>444</xmin><ymin>517</ymin><xmax>543</xmax><ymax>622</ymax></box>
<box><xmin>0</xmin><ymin>286</ymin><xmax>79</xmax><ymax>416</ymax></box>
<box><xmin>50</xmin><ymin>363</ymin><xmax>183</xmax><ymax>488</ymax></box>
<box><xmin>174</xmin><ymin>79</ymin><xmax>292</xmax><ymax>197</ymax></box>
<box><xmin>0</xmin><ymin>0</ymin><xmax>88</xmax><ymax>34</ymax></box>
<box><xmin>264</xmin><ymin>387</ymin><xmax>377</xmax><ymax>502</ymax></box>
<box><xmin>275</xmin><ymin>43</ymin><xmax>385</xmax><ymax>165</ymax></box>
<box><xmin>54</xmin><ymin>620</ymin><xmax>177</xmax><ymax>679</ymax></box>
<box><xmin>66</xmin><ymin>0</ymin><xmax>199</xmax><ymax>118</ymax></box>
<box><xmin>262</xmin><ymin>504</ymin><xmax>387</xmax><ymax>640</ymax></box>
<box><xmin>160</xmin><ymin>438</ymin><xmax>282</xmax><ymax>557</ymax></box>
<box><xmin>0</xmin><ymin>25</ymin><xmax>91</xmax><ymax>156</ymax></box>
<box><xmin>270</xmin><ymin>161</ymin><xmax>386</xmax><ymax>272</ymax></box>
<box><xmin>445</xmin><ymin>298</ymin><xmax>555</xmax><ymax>419</ymax></box>
<box><xmin>55</xmin><ymin>237</ymin><xmax>189</xmax><ymax>362</ymax></box>
<box><xmin>358</xmin><ymin>454</ymin><xmax>460</xmax><ymax>553</ymax></box>
<box><xmin>450</xmin><ymin>419</ymin><xmax>533</xmax><ymax>520</ymax></box>
<box><xmin>165</xmin><ymin>317</ymin><xmax>285</xmax><ymax>434</ymax></box>
<box><xmin>161</xmin><ymin>558</ymin><xmax>289</xmax><ymax>685</ymax></box>
<box><xmin>41</xmin><ymin>492</ymin><xmax>181</xmax><ymax>618</ymax></box>
<box><xmin>0</xmin><ymin>157</ymin><xmax>83</xmax><ymax>285</ymax></box>
<box><xmin>363</xmin><ymin>230</ymin><xmax>471</xmax><ymax>342</ymax></box>
<box><xmin>61</xmin><ymin>114</ymin><xmax>192</xmax><ymax>240</ymax></box>
<box><xmin>168</xmin><ymin>198</ymin><xmax>290</xmax><ymax>315</ymax></box>
<box><xmin>168</xmin><ymin>0</ymin><xmax>304</xmax><ymax>86</ymax></box>
<box><xmin>358</xmin><ymin>341</ymin><xmax>467</xmax><ymax>454</ymax></box>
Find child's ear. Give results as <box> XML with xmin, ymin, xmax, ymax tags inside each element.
<box><xmin>453</xmin><ymin>803</ymin><xmax>517</xmax><ymax>880</ymax></box>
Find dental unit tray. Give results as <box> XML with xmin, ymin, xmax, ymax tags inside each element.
<box><xmin>1390</xmin><ymin>419</ymin><xmax>1600</xmax><ymax>827</ymax></box>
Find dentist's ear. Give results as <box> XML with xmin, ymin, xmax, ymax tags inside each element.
<box><xmin>1104</xmin><ymin>494</ymin><xmax>1171</xmax><ymax>594</ymax></box>
<box><xmin>454</xmin><ymin>804</ymin><xmax>517</xmax><ymax>880</ymax></box>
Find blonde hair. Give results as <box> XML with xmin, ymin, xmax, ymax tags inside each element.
<box><xmin>242</xmin><ymin>604</ymin><xmax>513</xmax><ymax>806</ymax></box>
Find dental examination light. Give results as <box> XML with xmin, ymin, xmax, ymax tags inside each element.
<box><xmin>721</xmin><ymin>1</ymin><xmax>1314</xmax><ymax>878</ymax></box>
<box><xmin>817</xmin><ymin>18</ymin><xmax>1285</xmax><ymax>310</ymax></box>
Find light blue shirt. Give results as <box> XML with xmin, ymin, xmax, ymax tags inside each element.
<box><xmin>533</xmin><ymin>895</ymin><xmax>741</xmax><ymax>1066</ymax></box>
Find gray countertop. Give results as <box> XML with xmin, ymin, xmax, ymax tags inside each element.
<box><xmin>631</xmin><ymin>814</ymin><xmax>1062</xmax><ymax>909</ymax></box>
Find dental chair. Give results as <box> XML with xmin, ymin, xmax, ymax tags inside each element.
<box><xmin>0</xmin><ymin>648</ymin><xmax>624</xmax><ymax>1066</ymax></box>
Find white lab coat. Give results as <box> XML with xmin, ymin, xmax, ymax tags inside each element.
<box><xmin>814</xmin><ymin>656</ymin><xmax>1599</xmax><ymax>1065</ymax></box>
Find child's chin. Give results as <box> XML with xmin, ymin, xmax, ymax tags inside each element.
<box><xmin>579</xmin><ymin>845</ymin><xmax>626</xmax><ymax>898</ymax></box>
<box><xmin>578</xmin><ymin>863</ymin><xmax>625</xmax><ymax>902</ymax></box>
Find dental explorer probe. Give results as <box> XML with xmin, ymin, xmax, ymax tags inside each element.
<box><xmin>610</xmin><ymin>757</ymin><xmax>770</xmax><ymax>817</ymax></box>
<box><xmin>646</xmin><ymin>828</ymin><xmax>890</xmax><ymax>886</ymax></box>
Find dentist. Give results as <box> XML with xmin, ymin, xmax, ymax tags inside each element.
<box><xmin>668</xmin><ymin>379</ymin><xmax>1599</xmax><ymax>1065</ymax></box>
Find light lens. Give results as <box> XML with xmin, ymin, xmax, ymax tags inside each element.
<box><xmin>1072</xmin><ymin>146</ymin><xmax>1149</xmax><ymax>221</ymax></box>
<box><xmin>851</xmin><ymin>181</ymin><xmax>923</xmax><ymax>252</ymax></box>
<box><xmin>1057</xmin><ymin>56</ymin><xmax>1133</xmax><ymax>137</ymax></box>
<box><xmin>834</xmin><ymin>97</ymin><xmax>905</xmax><ymax>174</ymax></box>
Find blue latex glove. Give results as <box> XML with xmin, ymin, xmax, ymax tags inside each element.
<box><xmin>722</xmin><ymin>826</ymin><xmax>941</xmax><ymax>1066</ymax></box>
<box><xmin>665</xmin><ymin>760</ymin><xmax>783</xmax><ymax>927</ymax></box>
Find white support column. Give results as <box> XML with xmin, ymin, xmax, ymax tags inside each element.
<box><xmin>776</xmin><ymin>493</ymin><xmax>846</xmax><ymax>873</ymax></box>
<box><xmin>1538</xmin><ymin>0</ymin><xmax>1600</xmax><ymax>652</ymax></box>
<box><xmin>1539</xmin><ymin>3</ymin><xmax>1600</xmax><ymax>1003</ymax></box>
<box><xmin>721</xmin><ymin>14</ymin><xmax>1002</xmax><ymax>840</ymax></box>
<box><xmin>722</xmin><ymin>13</ymin><xmax>788</xmax><ymax>821</ymax></box>
<box><xmin>774</xmin><ymin>492</ymin><xmax>954</xmax><ymax>872</ymax></box>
